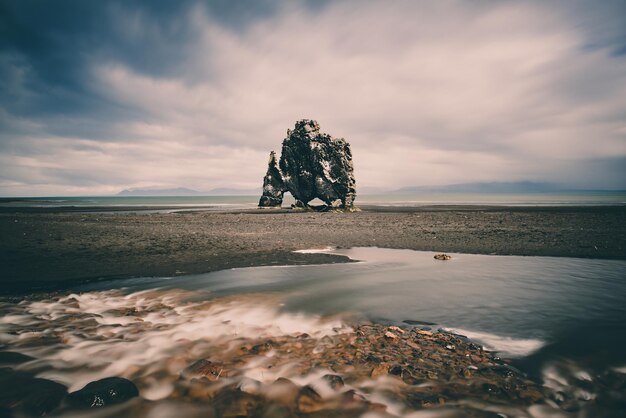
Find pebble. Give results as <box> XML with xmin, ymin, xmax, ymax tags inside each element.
<box><xmin>384</xmin><ymin>331</ymin><xmax>400</xmax><ymax>340</ymax></box>
<box><xmin>371</xmin><ymin>363</ymin><xmax>390</xmax><ymax>378</ymax></box>
<box><xmin>181</xmin><ymin>359</ymin><xmax>225</xmax><ymax>381</ymax></box>
<box><xmin>296</xmin><ymin>385</ymin><xmax>323</xmax><ymax>414</ymax></box>
<box><xmin>388</xmin><ymin>325</ymin><xmax>405</xmax><ymax>334</ymax></box>
<box><xmin>322</xmin><ymin>374</ymin><xmax>345</xmax><ymax>390</ymax></box>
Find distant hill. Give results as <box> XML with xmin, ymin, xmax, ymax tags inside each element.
<box><xmin>116</xmin><ymin>187</ymin><xmax>260</xmax><ymax>196</ymax></box>
<box><xmin>391</xmin><ymin>182</ymin><xmax>561</xmax><ymax>194</ymax></box>
<box><xmin>117</xmin><ymin>187</ymin><xmax>202</xmax><ymax>196</ymax></box>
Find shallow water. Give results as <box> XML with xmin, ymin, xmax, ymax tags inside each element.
<box><xmin>73</xmin><ymin>247</ymin><xmax>626</xmax><ymax>360</ymax></box>
<box><xmin>2</xmin><ymin>248</ymin><xmax>626</xmax><ymax>417</ymax></box>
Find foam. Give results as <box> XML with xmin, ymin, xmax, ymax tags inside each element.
<box><xmin>293</xmin><ymin>246</ymin><xmax>336</xmax><ymax>254</ymax></box>
<box><xmin>1</xmin><ymin>289</ymin><xmax>349</xmax><ymax>393</ymax></box>
<box><xmin>441</xmin><ymin>327</ymin><xmax>545</xmax><ymax>357</ymax></box>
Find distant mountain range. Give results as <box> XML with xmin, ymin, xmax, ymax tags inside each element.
<box><xmin>117</xmin><ymin>187</ymin><xmax>202</xmax><ymax>196</ymax></box>
<box><xmin>391</xmin><ymin>181</ymin><xmax>562</xmax><ymax>194</ymax></box>
<box><xmin>116</xmin><ymin>182</ymin><xmax>620</xmax><ymax>197</ymax></box>
<box><xmin>116</xmin><ymin>187</ymin><xmax>259</xmax><ymax>196</ymax></box>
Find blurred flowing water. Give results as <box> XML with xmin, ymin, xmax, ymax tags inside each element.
<box><xmin>2</xmin><ymin>247</ymin><xmax>626</xmax><ymax>417</ymax></box>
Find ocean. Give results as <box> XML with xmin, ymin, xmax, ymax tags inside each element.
<box><xmin>1</xmin><ymin>191</ymin><xmax>625</xmax><ymax>211</ymax></box>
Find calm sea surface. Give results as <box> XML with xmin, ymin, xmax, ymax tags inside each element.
<box><xmin>1</xmin><ymin>191</ymin><xmax>625</xmax><ymax>210</ymax></box>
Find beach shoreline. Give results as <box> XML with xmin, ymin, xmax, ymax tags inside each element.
<box><xmin>1</xmin><ymin>205</ymin><xmax>624</xmax><ymax>293</ymax></box>
<box><xmin>1</xmin><ymin>205</ymin><xmax>625</xmax><ymax>416</ymax></box>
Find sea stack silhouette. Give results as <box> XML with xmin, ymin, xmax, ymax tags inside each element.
<box><xmin>258</xmin><ymin>120</ymin><xmax>356</xmax><ymax>210</ymax></box>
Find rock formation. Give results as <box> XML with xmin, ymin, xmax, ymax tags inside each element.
<box><xmin>258</xmin><ymin>151</ymin><xmax>285</xmax><ymax>207</ymax></box>
<box><xmin>258</xmin><ymin>120</ymin><xmax>356</xmax><ymax>209</ymax></box>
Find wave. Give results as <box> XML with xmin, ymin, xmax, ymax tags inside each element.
<box><xmin>441</xmin><ymin>327</ymin><xmax>545</xmax><ymax>358</ymax></box>
<box><xmin>293</xmin><ymin>246</ymin><xmax>336</xmax><ymax>254</ymax></box>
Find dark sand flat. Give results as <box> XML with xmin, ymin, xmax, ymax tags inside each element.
<box><xmin>0</xmin><ymin>205</ymin><xmax>624</xmax><ymax>292</ymax></box>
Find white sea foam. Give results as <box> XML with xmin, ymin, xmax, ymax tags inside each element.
<box><xmin>293</xmin><ymin>246</ymin><xmax>336</xmax><ymax>254</ymax></box>
<box><xmin>441</xmin><ymin>327</ymin><xmax>545</xmax><ymax>357</ymax></box>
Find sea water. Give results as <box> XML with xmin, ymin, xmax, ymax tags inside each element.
<box><xmin>1</xmin><ymin>191</ymin><xmax>624</xmax><ymax>210</ymax></box>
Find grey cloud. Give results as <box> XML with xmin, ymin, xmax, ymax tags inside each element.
<box><xmin>0</xmin><ymin>0</ymin><xmax>625</xmax><ymax>195</ymax></box>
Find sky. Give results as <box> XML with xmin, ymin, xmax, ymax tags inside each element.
<box><xmin>0</xmin><ymin>0</ymin><xmax>625</xmax><ymax>196</ymax></box>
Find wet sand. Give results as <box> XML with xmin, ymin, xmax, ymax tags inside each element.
<box><xmin>1</xmin><ymin>205</ymin><xmax>624</xmax><ymax>293</ymax></box>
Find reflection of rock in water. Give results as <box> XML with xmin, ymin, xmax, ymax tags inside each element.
<box><xmin>259</xmin><ymin>119</ymin><xmax>356</xmax><ymax>209</ymax></box>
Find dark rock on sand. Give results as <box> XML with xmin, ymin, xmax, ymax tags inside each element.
<box><xmin>258</xmin><ymin>151</ymin><xmax>286</xmax><ymax>208</ymax></box>
<box><xmin>258</xmin><ymin>119</ymin><xmax>356</xmax><ymax>209</ymax></box>
<box><xmin>66</xmin><ymin>377</ymin><xmax>139</xmax><ymax>409</ymax></box>
<box><xmin>0</xmin><ymin>368</ymin><xmax>67</xmax><ymax>416</ymax></box>
<box><xmin>434</xmin><ymin>253</ymin><xmax>452</xmax><ymax>260</ymax></box>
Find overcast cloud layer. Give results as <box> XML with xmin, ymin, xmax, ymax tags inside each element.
<box><xmin>1</xmin><ymin>0</ymin><xmax>625</xmax><ymax>196</ymax></box>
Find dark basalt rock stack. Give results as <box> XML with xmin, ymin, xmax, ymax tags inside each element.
<box><xmin>258</xmin><ymin>120</ymin><xmax>356</xmax><ymax>209</ymax></box>
<box><xmin>258</xmin><ymin>151</ymin><xmax>285</xmax><ymax>207</ymax></box>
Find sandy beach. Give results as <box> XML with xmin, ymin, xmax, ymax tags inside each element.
<box><xmin>1</xmin><ymin>206</ymin><xmax>625</xmax><ymax>416</ymax></box>
<box><xmin>1</xmin><ymin>205</ymin><xmax>624</xmax><ymax>293</ymax></box>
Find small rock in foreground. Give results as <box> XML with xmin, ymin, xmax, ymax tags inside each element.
<box><xmin>0</xmin><ymin>368</ymin><xmax>67</xmax><ymax>416</ymax></box>
<box><xmin>66</xmin><ymin>377</ymin><xmax>139</xmax><ymax>409</ymax></box>
<box><xmin>434</xmin><ymin>253</ymin><xmax>452</xmax><ymax>260</ymax></box>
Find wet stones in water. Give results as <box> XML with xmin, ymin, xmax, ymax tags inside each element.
<box><xmin>212</xmin><ymin>386</ymin><xmax>264</xmax><ymax>418</ymax></box>
<box><xmin>370</xmin><ymin>362</ymin><xmax>390</xmax><ymax>378</ymax></box>
<box><xmin>296</xmin><ymin>385</ymin><xmax>323</xmax><ymax>414</ymax></box>
<box><xmin>0</xmin><ymin>368</ymin><xmax>67</xmax><ymax>416</ymax></box>
<box><xmin>479</xmin><ymin>364</ymin><xmax>524</xmax><ymax>378</ymax></box>
<box><xmin>434</xmin><ymin>253</ymin><xmax>452</xmax><ymax>260</ymax></box>
<box><xmin>263</xmin><ymin>377</ymin><xmax>300</xmax><ymax>405</ymax></box>
<box><xmin>66</xmin><ymin>377</ymin><xmax>139</xmax><ymax>409</ymax></box>
<box><xmin>181</xmin><ymin>359</ymin><xmax>225</xmax><ymax>381</ymax></box>
<box><xmin>384</xmin><ymin>331</ymin><xmax>400</xmax><ymax>340</ymax></box>
<box><xmin>406</xmin><ymin>389</ymin><xmax>446</xmax><ymax>408</ymax></box>
<box><xmin>322</xmin><ymin>374</ymin><xmax>345</xmax><ymax>390</ymax></box>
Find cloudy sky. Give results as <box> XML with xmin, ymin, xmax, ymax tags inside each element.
<box><xmin>1</xmin><ymin>0</ymin><xmax>625</xmax><ymax>196</ymax></box>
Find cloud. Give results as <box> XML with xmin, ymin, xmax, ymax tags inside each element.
<box><xmin>0</xmin><ymin>0</ymin><xmax>625</xmax><ymax>195</ymax></box>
